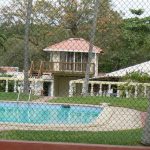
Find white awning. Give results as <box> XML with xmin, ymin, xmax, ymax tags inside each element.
<box><xmin>106</xmin><ymin>61</ymin><xmax>150</xmax><ymax>77</ymax></box>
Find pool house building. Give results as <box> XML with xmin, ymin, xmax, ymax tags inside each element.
<box><xmin>29</xmin><ymin>38</ymin><xmax>103</xmax><ymax>97</ymax></box>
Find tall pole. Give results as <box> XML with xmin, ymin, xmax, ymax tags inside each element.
<box><xmin>24</xmin><ymin>0</ymin><xmax>33</xmax><ymax>93</ymax></box>
<box><xmin>141</xmin><ymin>91</ymin><xmax>150</xmax><ymax>146</ymax></box>
<box><xmin>82</xmin><ymin>0</ymin><xmax>100</xmax><ymax>96</ymax></box>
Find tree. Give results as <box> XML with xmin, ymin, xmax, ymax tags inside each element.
<box><xmin>121</xmin><ymin>16</ymin><xmax>150</xmax><ymax>64</ymax></box>
<box><xmin>82</xmin><ymin>0</ymin><xmax>100</xmax><ymax>96</ymax></box>
<box><xmin>130</xmin><ymin>9</ymin><xmax>144</xmax><ymax>16</ymax></box>
<box><xmin>23</xmin><ymin>0</ymin><xmax>33</xmax><ymax>93</ymax></box>
<box><xmin>0</xmin><ymin>0</ymin><xmax>124</xmax><ymax>75</ymax></box>
<box><xmin>100</xmin><ymin>8</ymin><xmax>150</xmax><ymax>73</ymax></box>
<box><xmin>0</xmin><ymin>34</ymin><xmax>7</xmax><ymax>51</ymax></box>
<box><xmin>95</xmin><ymin>0</ymin><xmax>123</xmax><ymax>72</ymax></box>
<box><xmin>56</xmin><ymin>0</ymin><xmax>95</xmax><ymax>36</ymax></box>
<box><xmin>0</xmin><ymin>0</ymin><xmax>28</xmax><ymax>26</ymax></box>
<box><xmin>123</xmin><ymin>72</ymin><xmax>150</xmax><ymax>83</ymax></box>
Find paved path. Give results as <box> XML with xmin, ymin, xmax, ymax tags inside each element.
<box><xmin>34</xmin><ymin>96</ymin><xmax>56</xmax><ymax>102</ymax></box>
<box><xmin>140</xmin><ymin>112</ymin><xmax>147</xmax><ymax>126</ymax></box>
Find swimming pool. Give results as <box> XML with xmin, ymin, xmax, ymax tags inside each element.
<box><xmin>0</xmin><ymin>102</ymin><xmax>103</xmax><ymax>125</ymax></box>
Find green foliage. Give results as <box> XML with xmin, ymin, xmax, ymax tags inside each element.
<box><xmin>0</xmin><ymin>0</ymin><xmax>123</xmax><ymax>72</ymax></box>
<box><xmin>124</xmin><ymin>17</ymin><xmax>150</xmax><ymax>32</ymax></box>
<box><xmin>130</xmin><ymin>9</ymin><xmax>144</xmax><ymax>16</ymax></box>
<box><xmin>101</xmin><ymin>15</ymin><xmax>150</xmax><ymax>72</ymax></box>
<box><xmin>119</xmin><ymin>72</ymin><xmax>150</xmax><ymax>98</ymax></box>
<box><xmin>0</xmin><ymin>81</ymin><xmax>14</xmax><ymax>92</ymax></box>
<box><xmin>123</xmin><ymin>72</ymin><xmax>150</xmax><ymax>83</ymax></box>
<box><xmin>0</xmin><ymin>34</ymin><xmax>7</xmax><ymax>51</ymax></box>
<box><xmin>119</xmin><ymin>83</ymin><xmax>146</xmax><ymax>98</ymax></box>
<box><xmin>0</xmin><ymin>81</ymin><xmax>5</xmax><ymax>92</ymax></box>
<box><xmin>0</xmin><ymin>73</ymin><xmax>12</xmax><ymax>77</ymax></box>
<box><xmin>0</xmin><ymin>0</ymin><xmax>149</xmax><ymax>73</ymax></box>
<box><xmin>0</xmin><ymin>74</ymin><xmax>14</xmax><ymax>92</ymax></box>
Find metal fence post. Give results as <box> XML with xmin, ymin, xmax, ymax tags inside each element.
<box><xmin>141</xmin><ymin>91</ymin><xmax>150</xmax><ymax>146</ymax></box>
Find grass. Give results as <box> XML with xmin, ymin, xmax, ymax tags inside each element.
<box><xmin>0</xmin><ymin>92</ymin><xmax>40</xmax><ymax>101</ymax></box>
<box><xmin>0</xmin><ymin>129</ymin><xmax>143</xmax><ymax>146</ymax></box>
<box><xmin>50</xmin><ymin>96</ymin><xmax>149</xmax><ymax>112</ymax></box>
<box><xmin>0</xmin><ymin>92</ymin><xmax>148</xmax><ymax>111</ymax></box>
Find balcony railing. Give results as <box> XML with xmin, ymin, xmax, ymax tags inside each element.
<box><xmin>29</xmin><ymin>61</ymin><xmax>95</xmax><ymax>77</ymax></box>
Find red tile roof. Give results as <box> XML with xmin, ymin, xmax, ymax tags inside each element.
<box><xmin>43</xmin><ymin>38</ymin><xmax>103</xmax><ymax>53</ymax></box>
<box><xmin>0</xmin><ymin>67</ymin><xmax>18</xmax><ymax>73</ymax></box>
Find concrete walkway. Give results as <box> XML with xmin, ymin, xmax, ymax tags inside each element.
<box><xmin>34</xmin><ymin>96</ymin><xmax>56</xmax><ymax>102</ymax></box>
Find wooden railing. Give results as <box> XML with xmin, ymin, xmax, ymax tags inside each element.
<box><xmin>29</xmin><ymin>61</ymin><xmax>95</xmax><ymax>77</ymax></box>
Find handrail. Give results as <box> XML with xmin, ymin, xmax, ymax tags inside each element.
<box><xmin>29</xmin><ymin>61</ymin><xmax>34</xmax><ymax>76</ymax></box>
<box><xmin>30</xmin><ymin>61</ymin><xmax>95</xmax><ymax>75</ymax></box>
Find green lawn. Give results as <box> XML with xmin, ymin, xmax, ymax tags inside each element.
<box><xmin>0</xmin><ymin>129</ymin><xmax>142</xmax><ymax>146</ymax></box>
<box><xmin>0</xmin><ymin>92</ymin><xmax>148</xmax><ymax>111</ymax></box>
<box><xmin>50</xmin><ymin>96</ymin><xmax>149</xmax><ymax>112</ymax></box>
<box><xmin>0</xmin><ymin>92</ymin><xmax>40</xmax><ymax>101</ymax></box>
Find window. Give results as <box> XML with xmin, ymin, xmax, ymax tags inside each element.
<box><xmin>75</xmin><ymin>53</ymin><xmax>81</xmax><ymax>63</ymax></box>
<box><xmin>49</xmin><ymin>52</ymin><xmax>53</xmax><ymax>62</ymax></box>
<box><xmin>60</xmin><ymin>52</ymin><xmax>66</xmax><ymax>62</ymax></box>
<box><xmin>67</xmin><ymin>52</ymin><xmax>74</xmax><ymax>62</ymax></box>
<box><xmin>60</xmin><ymin>52</ymin><xmax>74</xmax><ymax>62</ymax></box>
<box><xmin>60</xmin><ymin>52</ymin><xmax>74</xmax><ymax>70</ymax></box>
<box><xmin>82</xmin><ymin>53</ymin><xmax>88</xmax><ymax>63</ymax></box>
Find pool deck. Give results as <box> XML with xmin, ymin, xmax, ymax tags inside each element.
<box><xmin>0</xmin><ymin>101</ymin><xmax>145</xmax><ymax>131</ymax></box>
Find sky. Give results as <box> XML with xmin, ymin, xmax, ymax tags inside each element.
<box><xmin>112</xmin><ymin>0</ymin><xmax>150</xmax><ymax>18</ymax></box>
<box><xmin>0</xmin><ymin>0</ymin><xmax>150</xmax><ymax>18</ymax></box>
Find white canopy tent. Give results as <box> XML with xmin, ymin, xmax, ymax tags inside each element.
<box><xmin>106</xmin><ymin>61</ymin><xmax>150</xmax><ymax>77</ymax></box>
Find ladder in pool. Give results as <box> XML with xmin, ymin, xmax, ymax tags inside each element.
<box><xmin>17</xmin><ymin>87</ymin><xmax>32</xmax><ymax>102</ymax></box>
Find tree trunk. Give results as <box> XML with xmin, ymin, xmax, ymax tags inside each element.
<box><xmin>23</xmin><ymin>0</ymin><xmax>33</xmax><ymax>93</ymax></box>
<box><xmin>82</xmin><ymin>0</ymin><xmax>100</xmax><ymax>96</ymax></box>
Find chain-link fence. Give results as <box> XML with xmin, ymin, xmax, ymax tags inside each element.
<box><xmin>0</xmin><ymin>0</ymin><xmax>150</xmax><ymax>146</ymax></box>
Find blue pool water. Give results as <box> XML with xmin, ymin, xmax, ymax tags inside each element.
<box><xmin>0</xmin><ymin>102</ymin><xmax>103</xmax><ymax>125</ymax></box>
